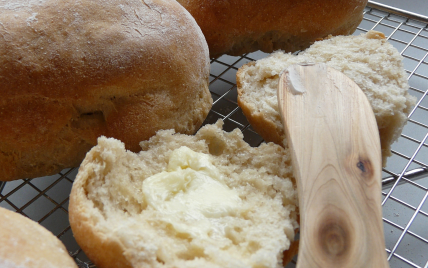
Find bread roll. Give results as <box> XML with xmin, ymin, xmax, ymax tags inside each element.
<box><xmin>176</xmin><ymin>0</ymin><xmax>368</xmax><ymax>58</ymax></box>
<box><xmin>0</xmin><ymin>207</ymin><xmax>77</xmax><ymax>268</ymax></box>
<box><xmin>237</xmin><ymin>31</ymin><xmax>416</xmax><ymax>166</ymax></box>
<box><xmin>69</xmin><ymin>120</ymin><xmax>298</xmax><ymax>268</ymax></box>
<box><xmin>0</xmin><ymin>0</ymin><xmax>212</xmax><ymax>181</ymax></box>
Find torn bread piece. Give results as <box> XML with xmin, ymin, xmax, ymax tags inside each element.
<box><xmin>69</xmin><ymin>120</ymin><xmax>299</xmax><ymax>268</ymax></box>
<box><xmin>237</xmin><ymin>30</ymin><xmax>416</xmax><ymax>165</ymax></box>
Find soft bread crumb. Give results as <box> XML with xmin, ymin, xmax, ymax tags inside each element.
<box><xmin>69</xmin><ymin>120</ymin><xmax>298</xmax><ymax>268</ymax></box>
<box><xmin>237</xmin><ymin>30</ymin><xmax>416</xmax><ymax>166</ymax></box>
<box><xmin>365</xmin><ymin>31</ymin><xmax>386</xmax><ymax>39</ymax></box>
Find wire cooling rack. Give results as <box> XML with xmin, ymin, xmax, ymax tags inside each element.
<box><xmin>0</xmin><ymin>2</ymin><xmax>427</xmax><ymax>267</ymax></box>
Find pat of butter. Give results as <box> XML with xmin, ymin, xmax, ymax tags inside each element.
<box><xmin>142</xmin><ymin>146</ymin><xmax>241</xmax><ymax>238</ymax></box>
<box><xmin>282</xmin><ymin>62</ymin><xmax>317</xmax><ymax>95</ymax></box>
<box><xmin>284</xmin><ymin>65</ymin><xmax>306</xmax><ymax>95</ymax></box>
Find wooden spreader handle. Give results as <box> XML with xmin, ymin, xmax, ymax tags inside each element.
<box><xmin>278</xmin><ymin>63</ymin><xmax>389</xmax><ymax>268</ymax></box>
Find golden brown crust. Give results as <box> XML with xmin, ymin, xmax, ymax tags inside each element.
<box><xmin>69</xmin><ymin>168</ymin><xmax>133</xmax><ymax>268</ymax></box>
<box><xmin>0</xmin><ymin>207</ymin><xmax>78</xmax><ymax>268</ymax></box>
<box><xmin>282</xmin><ymin>239</ymin><xmax>299</xmax><ymax>266</ymax></box>
<box><xmin>177</xmin><ymin>0</ymin><xmax>368</xmax><ymax>57</ymax></box>
<box><xmin>236</xmin><ymin>63</ymin><xmax>283</xmax><ymax>145</ymax></box>
<box><xmin>0</xmin><ymin>0</ymin><xmax>212</xmax><ymax>181</ymax></box>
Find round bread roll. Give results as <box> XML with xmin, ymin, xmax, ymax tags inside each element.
<box><xmin>176</xmin><ymin>0</ymin><xmax>368</xmax><ymax>58</ymax></box>
<box><xmin>0</xmin><ymin>0</ymin><xmax>212</xmax><ymax>181</ymax></box>
<box><xmin>237</xmin><ymin>31</ymin><xmax>416</xmax><ymax>166</ymax></box>
<box><xmin>0</xmin><ymin>207</ymin><xmax>77</xmax><ymax>268</ymax></box>
<box><xmin>69</xmin><ymin>120</ymin><xmax>299</xmax><ymax>268</ymax></box>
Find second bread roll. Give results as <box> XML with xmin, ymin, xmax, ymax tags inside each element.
<box><xmin>0</xmin><ymin>207</ymin><xmax>77</xmax><ymax>268</ymax></box>
<box><xmin>176</xmin><ymin>0</ymin><xmax>368</xmax><ymax>57</ymax></box>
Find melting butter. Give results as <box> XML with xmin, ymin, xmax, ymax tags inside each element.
<box><xmin>142</xmin><ymin>146</ymin><xmax>241</xmax><ymax>238</ymax></box>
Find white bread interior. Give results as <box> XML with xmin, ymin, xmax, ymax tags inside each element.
<box><xmin>69</xmin><ymin>120</ymin><xmax>298</xmax><ymax>268</ymax></box>
<box><xmin>237</xmin><ymin>30</ymin><xmax>416</xmax><ymax>166</ymax></box>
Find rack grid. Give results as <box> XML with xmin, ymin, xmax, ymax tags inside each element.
<box><xmin>0</xmin><ymin>2</ymin><xmax>427</xmax><ymax>267</ymax></box>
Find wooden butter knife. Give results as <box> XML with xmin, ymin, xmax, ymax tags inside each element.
<box><xmin>278</xmin><ymin>63</ymin><xmax>389</xmax><ymax>267</ymax></box>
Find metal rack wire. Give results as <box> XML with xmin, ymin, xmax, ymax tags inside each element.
<box><xmin>0</xmin><ymin>2</ymin><xmax>427</xmax><ymax>267</ymax></box>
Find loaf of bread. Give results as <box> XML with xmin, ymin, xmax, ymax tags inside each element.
<box><xmin>0</xmin><ymin>207</ymin><xmax>77</xmax><ymax>268</ymax></box>
<box><xmin>176</xmin><ymin>0</ymin><xmax>368</xmax><ymax>58</ymax></box>
<box><xmin>237</xmin><ymin>31</ymin><xmax>416</xmax><ymax>166</ymax></box>
<box><xmin>69</xmin><ymin>120</ymin><xmax>299</xmax><ymax>268</ymax></box>
<box><xmin>0</xmin><ymin>0</ymin><xmax>212</xmax><ymax>181</ymax></box>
